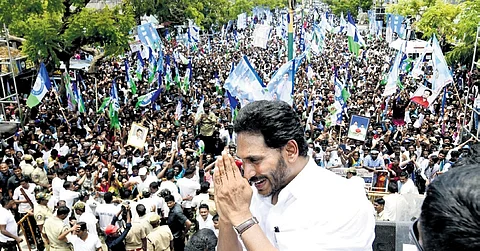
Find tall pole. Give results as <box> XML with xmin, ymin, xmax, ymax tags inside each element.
<box><xmin>288</xmin><ymin>0</ymin><xmax>294</xmax><ymax>60</ymax></box>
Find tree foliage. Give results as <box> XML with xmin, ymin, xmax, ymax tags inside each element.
<box><xmin>0</xmin><ymin>0</ymin><xmax>136</xmax><ymax>70</ymax></box>
<box><xmin>127</xmin><ymin>0</ymin><xmax>286</xmax><ymax>30</ymax></box>
<box><xmin>325</xmin><ymin>0</ymin><xmax>373</xmax><ymax>18</ymax></box>
<box><xmin>415</xmin><ymin>0</ymin><xmax>460</xmax><ymax>42</ymax></box>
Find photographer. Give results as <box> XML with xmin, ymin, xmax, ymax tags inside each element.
<box><xmin>105</xmin><ymin>205</ymin><xmax>132</xmax><ymax>251</ymax></box>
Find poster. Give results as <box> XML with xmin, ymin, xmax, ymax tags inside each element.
<box><xmin>127</xmin><ymin>123</ymin><xmax>148</xmax><ymax>149</ymax></box>
<box><xmin>410</xmin><ymin>85</ymin><xmax>438</xmax><ymax>108</ymax></box>
<box><xmin>347</xmin><ymin>115</ymin><xmax>370</xmax><ymax>141</ymax></box>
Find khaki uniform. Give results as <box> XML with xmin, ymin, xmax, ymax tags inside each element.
<box><xmin>31</xmin><ymin>167</ymin><xmax>49</xmax><ymax>187</ymax></box>
<box><xmin>138</xmin><ymin>214</ymin><xmax>153</xmax><ymax>234</ymax></box>
<box><xmin>125</xmin><ymin>221</ymin><xmax>146</xmax><ymax>250</ymax></box>
<box><xmin>146</xmin><ymin>225</ymin><xmax>173</xmax><ymax>251</ymax></box>
<box><xmin>35</xmin><ymin>204</ymin><xmax>53</xmax><ymax>251</ymax></box>
<box><xmin>43</xmin><ymin>217</ymin><xmax>71</xmax><ymax>251</ymax></box>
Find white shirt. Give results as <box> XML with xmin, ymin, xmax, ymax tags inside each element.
<box><xmin>159</xmin><ymin>180</ymin><xmax>182</xmax><ymax>203</ymax></box>
<box><xmin>95</xmin><ymin>203</ymin><xmax>120</xmax><ymax>231</ymax></box>
<box><xmin>52</xmin><ymin>177</ymin><xmax>65</xmax><ymax>200</ymax></box>
<box><xmin>78</xmin><ymin>212</ymin><xmax>98</xmax><ymax>237</ymax></box>
<box><xmin>398</xmin><ymin>179</ymin><xmax>419</xmax><ymax>195</ymax></box>
<box><xmin>176</xmin><ymin>177</ymin><xmax>200</xmax><ymax>208</ymax></box>
<box><xmin>382</xmin><ymin>193</ymin><xmax>409</xmax><ymax>221</ymax></box>
<box><xmin>66</xmin><ymin>233</ymin><xmax>102</xmax><ymax>251</ymax></box>
<box><xmin>196</xmin><ymin>214</ymin><xmax>215</xmax><ymax>232</ymax></box>
<box><xmin>13</xmin><ymin>184</ymin><xmax>37</xmax><ymax>213</ymax></box>
<box><xmin>248</xmin><ymin>158</ymin><xmax>375</xmax><ymax>250</ymax></box>
<box><xmin>0</xmin><ymin>206</ymin><xmax>18</xmax><ymax>242</ymax></box>
<box><xmin>128</xmin><ymin>175</ymin><xmax>156</xmax><ymax>194</ymax></box>
<box><xmin>60</xmin><ymin>190</ymin><xmax>80</xmax><ymax>209</ymax></box>
<box><xmin>349</xmin><ymin>176</ymin><xmax>366</xmax><ymax>192</ymax></box>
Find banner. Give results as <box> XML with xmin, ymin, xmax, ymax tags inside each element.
<box><xmin>347</xmin><ymin>115</ymin><xmax>370</xmax><ymax>141</ymax></box>
<box><xmin>252</xmin><ymin>24</ymin><xmax>271</xmax><ymax>49</ymax></box>
<box><xmin>224</xmin><ymin>56</ymin><xmax>271</xmax><ymax>105</ymax></box>
<box><xmin>137</xmin><ymin>23</ymin><xmax>161</xmax><ymax>50</ymax></box>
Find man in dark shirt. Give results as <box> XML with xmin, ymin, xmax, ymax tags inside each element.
<box><xmin>105</xmin><ymin>206</ymin><xmax>132</xmax><ymax>251</ymax></box>
<box><xmin>165</xmin><ymin>194</ymin><xmax>192</xmax><ymax>251</ymax></box>
<box><xmin>0</xmin><ymin>162</ymin><xmax>13</xmax><ymax>198</ymax></box>
<box><xmin>7</xmin><ymin>166</ymin><xmax>23</xmax><ymax>199</ymax></box>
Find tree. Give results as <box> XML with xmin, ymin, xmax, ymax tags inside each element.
<box><xmin>325</xmin><ymin>0</ymin><xmax>373</xmax><ymax>18</ymax></box>
<box><xmin>386</xmin><ymin>0</ymin><xmax>426</xmax><ymax>17</ymax></box>
<box><xmin>445</xmin><ymin>0</ymin><xmax>480</xmax><ymax>66</ymax></box>
<box><xmin>0</xmin><ymin>0</ymin><xmax>136</xmax><ymax>72</ymax></box>
<box><xmin>415</xmin><ymin>0</ymin><xmax>460</xmax><ymax>42</ymax></box>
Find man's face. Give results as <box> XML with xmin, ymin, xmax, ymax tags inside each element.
<box><xmin>373</xmin><ymin>202</ymin><xmax>384</xmax><ymax>213</ymax></box>
<box><xmin>13</xmin><ymin>168</ymin><xmax>21</xmax><ymax>176</ymax></box>
<box><xmin>399</xmin><ymin>176</ymin><xmax>407</xmax><ymax>184</ymax></box>
<box><xmin>371</xmin><ymin>153</ymin><xmax>378</xmax><ymax>160</ymax></box>
<box><xmin>20</xmin><ymin>181</ymin><xmax>29</xmax><ymax>189</ymax></box>
<box><xmin>438</xmin><ymin>153</ymin><xmax>445</xmax><ymax>160</ymax></box>
<box><xmin>423</xmin><ymin>91</ymin><xmax>431</xmax><ymax>99</ymax></box>
<box><xmin>0</xmin><ymin>164</ymin><xmax>8</xmax><ymax>173</ymax></box>
<box><xmin>199</xmin><ymin>208</ymin><xmax>209</xmax><ymax>220</ymax></box>
<box><xmin>167</xmin><ymin>201</ymin><xmax>175</xmax><ymax>209</ymax></box>
<box><xmin>78</xmin><ymin>169</ymin><xmax>85</xmax><ymax>177</ymax></box>
<box><xmin>237</xmin><ymin>133</ymin><xmax>290</xmax><ymax>197</ymax></box>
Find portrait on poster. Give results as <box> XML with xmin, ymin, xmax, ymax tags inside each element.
<box><xmin>347</xmin><ymin>115</ymin><xmax>370</xmax><ymax>141</ymax></box>
<box><xmin>127</xmin><ymin>123</ymin><xmax>148</xmax><ymax>149</ymax></box>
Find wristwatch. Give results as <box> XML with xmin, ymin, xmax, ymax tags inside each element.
<box><xmin>234</xmin><ymin>217</ymin><xmax>259</xmax><ymax>236</ymax></box>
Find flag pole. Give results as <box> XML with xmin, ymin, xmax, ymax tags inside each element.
<box><xmin>288</xmin><ymin>0</ymin><xmax>294</xmax><ymax>61</ymax></box>
<box><xmin>95</xmin><ymin>76</ymin><xmax>98</xmax><ymax>112</ymax></box>
<box><xmin>52</xmin><ymin>89</ymin><xmax>70</xmax><ymax>129</ymax></box>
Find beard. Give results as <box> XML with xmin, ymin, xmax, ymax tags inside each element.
<box><xmin>249</xmin><ymin>155</ymin><xmax>289</xmax><ymax>197</ymax></box>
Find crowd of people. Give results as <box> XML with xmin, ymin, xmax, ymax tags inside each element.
<box><xmin>0</xmin><ymin>6</ymin><xmax>477</xmax><ymax>251</ymax></box>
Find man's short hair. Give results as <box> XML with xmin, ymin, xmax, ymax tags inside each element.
<box><xmin>57</xmin><ymin>206</ymin><xmax>70</xmax><ymax>216</ymax></box>
<box><xmin>164</xmin><ymin>195</ymin><xmax>175</xmax><ymax>203</ymax></box>
<box><xmin>199</xmin><ymin>204</ymin><xmax>209</xmax><ymax>211</ymax></box>
<box><xmin>234</xmin><ymin>100</ymin><xmax>308</xmax><ymax>157</ymax></box>
<box><xmin>185</xmin><ymin>229</ymin><xmax>218</xmax><ymax>251</ymax></box>
<box><xmin>420</xmin><ymin>164</ymin><xmax>480</xmax><ymax>251</ymax></box>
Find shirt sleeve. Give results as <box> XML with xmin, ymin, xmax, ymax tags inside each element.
<box><xmin>175</xmin><ymin>208</ymin><xmax>188</xmax><ymax>225</ymax></box>
<box><xmin>12</xmin><ymin>188</ymin><xmax>19</xmax><ymax>200</ymax></box>
<box><xmin>94</xmin><ymin>235</ymin><xmax>102</xmax><ymax>249</ymax></box>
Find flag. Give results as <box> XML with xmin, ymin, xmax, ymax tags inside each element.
<box><xmin>383</xmin><ymin>48</ymin><xmax>403</xmax><ymax>96</ymax></box>
<box><xmin>188</xmin><ymin>20</ymin><xmax>200</xmax><ymax>51</ymax></box>
<box><xmin>73</xmin><ymin>75</ymin><xmax>86</xmax><ymax>113</ymax></box>
<box><xmin>135</xmin><ymin>88</ymin><xmax>161</xmax><ymax>108</ymax></box>
<box><xmin>109</xmin><ymin>80</ymin><xmax>120</xmax><ymax>130</ymax></box>
<box><xmin>347</xmin><ymin>13</ymin><xmax>361</xmax><ymax>56</ymax></box>
<box><xmin>125</xmin><ymin>59</ymin><xmax>137</xmax><ymax>95</ymax></box>
<box><xmin>334</xmin><ymin>12</ymin><xmax>347</xmax><ymax>33</ymax></box>
<box><xmin>156</xmin><ymin>50</ymin><xmax>164</xmax><ymax>75</ymax></box>
<box><xmin>148</xmin><ymin>47</ymin><xmax>157</xmax><ymax>84</ymax></box>
<box><xmin>430</xmin><ymin>34</ymin><xmax>454</xmax><ymax>92</ymax></box>
<box><xmin>26</xmin><ymin>63</ymin><xmax>52</xmax><ymax>108</ymax></box>
<box><xmin>441</xmin><ymin>87</ymin><xmax>447</xmax><ymax>134</ymax></box>
<box><xmin>136</xmin><ymin>51</ymin><xmax>144</xmax><ymax>81</ymax></box>
<box><xmin>226</xmin><ymin>91</ymin><xmax>239</xmax><ymax>120</ymax></box>
<box><xmin>183</xmin><ymin>57</ymin><xmax>191</xmax><ymax>93</ymax></box>
<box><xmin>174</xmin><ymin>100</ymin><xmax>183</xmax><ymax>121</ymax></box>
<box><xmin>195</xmin><ymin>97</ymin><xmax>205</xmax><ymax>122</ymax></box>
<box><xmin>64</xmin><ymin>73</ymin><xmax>77</xmax><ymax>111</ymax></box>
<box><xmin>267</xmin><ymin>53</ymin><xmax>305</xmax><ymax>105</ymax></box>
<box><xmin>97</xmin><ymin>97</ymin><xmax>111</xmax><ymax>113</ymax></box>
<box><xmin>224</xmin><ymin>56</ymin><xmax>271</xmax><ymax>106</ymax></box>
<box><xmin>165</xmin><ymin>55</ymin><xmax>172</xmax><ymax>91</ymax></box>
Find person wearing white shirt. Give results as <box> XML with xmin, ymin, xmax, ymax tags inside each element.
<box><xmin>127</xmin><ymin>167</ymin><xmax>156</xmax><ymax>194</ymax></box>
<box><xmin>119</xmin><ymin>155</ymin><xmax>144</xmax><ymax>174</ymax></box>
<box><xmin>73</xmin><ymin>202</ymin><xmax>99</xmax><ymax>237</ymax></box>
<box><xmin>398</xmin><ymin>171</ymin><xmax>419</xmax><ymax>195</ymax></box>
<box><xmin>13</xmin><ymin>179</ymin><xmax>38</xmax><ymax>248</ymax></box>
<box><xmin>158</xmin><ymin>172</ymin><xmax>182</xmax><ymax>203</ymax></box>
<box><xmin>95</xmin><ymin>192</ymin><xmax>121</xmax><ymax>231</ymax></box>
<box><xmin>0</xmin><ymin>200</ymin><xmax>22</xmax><ymax>249</ymax></box>
<box><xmin>59</xmin><ymin>181</ymin><xmax>80</xmax><ymax>209</ymax></box>
<box><xmin>66</xmin><ymin>222</ymin><xmax>103</xmax><ymax>251</ymax></box>
<box><xmin>51</xmin><ymin>169</ymin><xmax>67</xmax><ymax>208</ymax></box>
<box><xmin>191</xmin><ymin>182</ymin><xmax>211</xmax><ymax>216</ymax></box>
<box><xmin>214</xmin><ymin>101</ymin><xmax>374</xmax><ymax>250</ymax></box>
<box><xmin>196</xmin><ymin>204</ymin><xmax>216</xmax><ymax>232</ymax></box>
<box><xmin>346</xmin><ymin>167</ymin><xmax>366</xmax><ymax>192</ymax></box>
<box><xmin>176</xmin><ymin>168</ymin><xmax>201</xmax><ymax>218</ymax></box>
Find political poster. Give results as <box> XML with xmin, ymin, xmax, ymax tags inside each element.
<box><xmin>410</xmin><ymin>85</ymin><xmax>437</xmax><ymax>108</ymax></box>
<box><xmin>347</xmin><ymin>115</ymin><xmax>370</xmax><ymax>141</ymax></box>
<box><xmin>127</xmin><ymin>123</ymin><xmax>148</xmax><ymax>149</ymax></box>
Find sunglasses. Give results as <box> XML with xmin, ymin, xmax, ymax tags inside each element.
<box><xmin>409</xmin><ymin>218</ymin><xmax>424</xmax><ymax>251</ymax></box>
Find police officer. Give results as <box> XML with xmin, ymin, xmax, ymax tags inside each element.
<box><xmin>34</xmin><ymin>192</ymin><xmax>53</xmax><ymax>251</ymax></box>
